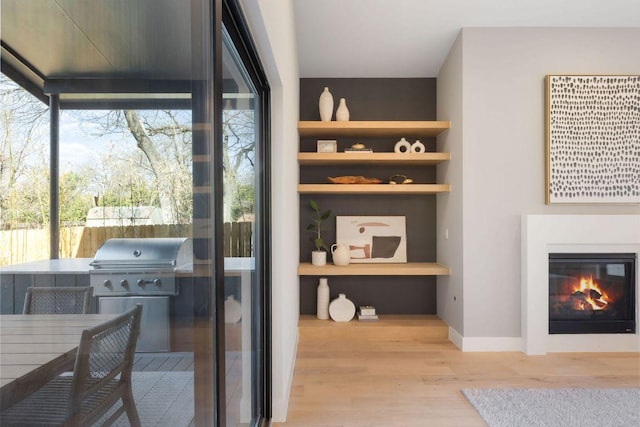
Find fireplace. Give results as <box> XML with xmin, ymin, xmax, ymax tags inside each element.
<box><xmin>549</xmin><ymin>253</ymin><xmax>636</xmax><ymax>334</ymax></box>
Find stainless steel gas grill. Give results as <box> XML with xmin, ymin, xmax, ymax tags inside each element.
<box><xmin>90</xmin><ymin>237</ymin><xmax>193</xmax><ymax>352</ymax></box>
<box><xmin>90</xmin><ymin>237</ymin><xmax>192</xmax><ymax>296</ymax></box>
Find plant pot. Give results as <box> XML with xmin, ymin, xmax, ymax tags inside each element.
<box><xmin>311</xmin><ymin>250</ymin><xmax>327</xmax><ymax>266</ymax></box>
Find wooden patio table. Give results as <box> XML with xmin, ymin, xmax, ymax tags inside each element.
<box><xmin>0</xmin><ymin>313</ymin><xmax>117</xmax><ymax>410</ymax></box>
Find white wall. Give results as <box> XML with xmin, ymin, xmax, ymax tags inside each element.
<box><xmin>436</xmin><ymin>32</ymin><xmax>464</xmax><ymax>334</ymax></box>
<box><xmin>239</xmin><ymin>0</ymin><xmax>299</xmax><ymax>421</ymax></box>
<box><xmin>439</xmin><ymin>27</ymin><xmax>640</xmax><ymax>344</ymax></box>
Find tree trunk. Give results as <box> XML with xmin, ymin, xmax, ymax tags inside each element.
<box><xmin>123</xmin><ymin>110</ymin><xmax>177</xmax><ymax>223</ymax></box>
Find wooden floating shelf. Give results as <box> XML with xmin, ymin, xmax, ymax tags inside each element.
<box><xmin>297</xmin><ymin>152</ymin><xmax>450</xmax><ymax>165</ymax></box>
<box><xmin>298</xmin><ymin>121</ymin><xmax>451</xmax><ymax>137</ymax></box>
<box><xmin>297</xmin><ymin>184</ymin><xmax>450</xmax><ymax>194</ymax></box>
<box><xmin>298</xmin><ymin>262</ymin><xmax>450</xmax><ymax>276</ymax></box>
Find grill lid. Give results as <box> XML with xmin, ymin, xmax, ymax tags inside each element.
<box><xmin>90</xmin><ymin>237</ymin><xmax>193</xmax><ymax>271</ymax></box>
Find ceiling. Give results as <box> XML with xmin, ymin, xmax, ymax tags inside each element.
<box><xmin>0</xmin><ymin>0</ymin><xmax>243</xmax><ymax>105</ymax></box>
<box><xmin>1</xmin><ymin>0</ymin><xmax>638</xmax><ymax>98</ymax></box>
<box><xmin>292</xmin><ymin>0</ymin><xmax>640</xmax><ymax>78</ymax></box>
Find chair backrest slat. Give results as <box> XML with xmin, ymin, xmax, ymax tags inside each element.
<box><xmin>68</xmin><ymin>304</ymin><xmax>142</xmax><ymax>417</ymax></box>
<box><xmin>23</xmin><ymin>286</ymin><xmax>93</xmax><ymax>314</ymax></box>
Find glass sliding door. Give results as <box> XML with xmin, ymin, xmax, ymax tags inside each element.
<box><xmin>0</xmin><ymin>0</ymin><xmax>269</xmax><ymax>425</ymax></box>
<box><xmin>220</xmin><ymin>13</ymin><xmax>270</xmax><ymax>423</ymax></box>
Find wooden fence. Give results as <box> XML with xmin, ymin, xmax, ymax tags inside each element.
<box><xmin>0</xmin><ymin>222</ymin><xmax>253</xmax><ymax>266</ymax></box>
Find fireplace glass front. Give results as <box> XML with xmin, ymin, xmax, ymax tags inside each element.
<box><xmin>549</xmin><ymin>253</ymin><xmax>636</xmax><ymax>334</ymax></box>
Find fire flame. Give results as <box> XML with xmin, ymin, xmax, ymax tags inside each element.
<box><xmin>572</xmin><ymin>275</ymin><xmax>609</xmax><ymax>311</ymax></box>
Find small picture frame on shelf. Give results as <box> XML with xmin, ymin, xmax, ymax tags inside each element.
<box><xmin>317</xmin><ymin>139</ymin><xmax>337</xmax><ymax>153</ymax></box>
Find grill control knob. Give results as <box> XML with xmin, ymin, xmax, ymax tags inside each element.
<box><xmin>153</xmin><ymin>278</ymin><xmax>162</xmax><ymax>287</ymax></box>
<box><xmin>136</xmin><ymin>279</ymin><xmax>145</xmax><ymax>287</ymax></box>
<box><xmin>103</xmin><ymin>280</ymin><xmax>112</xmax><ymax>288</ymax></box>
<box><xmin>120</xmin><ymin>279</ymin><xmax>129</xmax><ymax>288</ymax></box>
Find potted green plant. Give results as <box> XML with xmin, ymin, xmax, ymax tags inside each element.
<box><xmin>306</xmin><ymin>199</ymin><xmax>331</xmax><ymax>266</ymax></box>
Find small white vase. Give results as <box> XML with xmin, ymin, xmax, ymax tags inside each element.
<box><xmin>394</xmin><ymin>137</ymin><xmax>411</xmax><ymax>153</ymax></box>
<box><xmin>316</xmin><ymin>277</ymin><xmax>330</xmax><ymax>320</ymax></box>
<box><xmin>311</xmin><ymin>250</ymin><xmax>327</xmax><ymax>266</ymax></box>
<box><xmin>329</xmin><ymin>293</ymin><xmax>356</xmax><ymax>322</ymax></box>
<box><xmin>319</xmin><ymin>87</ymin><xmax>334</xmax><ymax>122</ymax></box>
<box><xmin>336</xmin><ymin>98</ymin><xmax>350</xmax><ymax>121</ymax></box>
<box><xmin>331</xmin><ymin>243</ymin><xmax>350</xmax><ymax>266</ymax></box>
<box><xmin>224</xmin><ymin>295</ymin><xmax>242</xmax><ymax>323</ymax></box>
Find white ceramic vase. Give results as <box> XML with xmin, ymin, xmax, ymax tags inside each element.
<box><xmin>311</xmin><ymin>250</ymin><xmax>327</xmax><ymax>266</ymax></box>
<box><xmin>329</xmin><ymin>293</ymin><xmax>356</xmax><ymax>322</ymax></box>
<box><xmin>336</xmin><ymin>98</ymin><xmax>350</xmax><ymax>121</ymax></box>
<box><xmin>224</xmin><ymin>295</ymin><xmax>242</xmax><ymax>323</ymax></box>
<box><xmin>394</xmin><ymin>137</ymin><xmax>411</xmax><ymax>153</ymax></box>
<box><xmin>331</xmin><ymin>243</ymin><xmax>350</xmax><ymax>266</ymax></box>
<box><xmin>319</xmin><ymin>87</ymin><xmax>334</xmax><ymax>121</ymax></box>
<box><xmin>316</xmin><ymin>277</ymin><xmax>330</xmax><ymax>320</ymax></box>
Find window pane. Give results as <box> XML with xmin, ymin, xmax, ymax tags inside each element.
<box><xmin>222</xmin><ymin>28</ymin><xmax>260</xmax><ymax>426</ymax></box>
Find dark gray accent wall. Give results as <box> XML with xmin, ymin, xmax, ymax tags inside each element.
<box><xmin>299</xmin><ymin>78</ymin><xmax>438</xmax><ymax>315</ymax></box>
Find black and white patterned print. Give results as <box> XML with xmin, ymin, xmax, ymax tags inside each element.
<box><xmin>547</xmin><ymin>75</ymin><xmax>640</xmax><ymax>204</ymax></box>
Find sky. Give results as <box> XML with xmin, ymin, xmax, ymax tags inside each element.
<box><xmin>58</xmin><ymin>112</ymin><xmax>135</xmax><ymax>172</ymax></box>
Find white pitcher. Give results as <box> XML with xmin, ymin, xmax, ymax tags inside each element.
<box><xmin>331</xmin><ymin>243</ymin><xmax>350</xmax><ymax>266</ymax></box>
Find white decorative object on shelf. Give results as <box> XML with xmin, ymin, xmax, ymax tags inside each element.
<box><xmin>331</xmin><ymin>243</ymin><xmax>350</xmax><ymax>266</ymax></box>
<box><xmin>411</xmin><ymin>140</ymin><xmax>425</xmax><ymax>153</ymax></box>
<box><xmin>316</xmin><ymin>277</ymin><xmax>330</xmax><ymax>320</ymax></box>
<box><xmin>359</xmin><ymin>305</ymin><xmax>376</xmax><ymax>316</ymax></box>
<box><xmin>329</xmin><ymin>293</ymin><xmax>356</xmax><ymax>322</ymax></box>
<box><xmin>224</xmin><ymin>295</ymin><xmax>242</xmax><ymax>323</ymax></box>
<box><xmin>394</xmin><ymin>137</ymin><xmax>411</xmax><ymax>153</ymax></box>
<box><xmin>317</xmin><ymin>139</ymin><xmax>337</xmax><ymax>153</ymax></box>
<box><xmin>336</xmin><ymin>98</ymin><xmax>350</xmax><ymax>121</ymax></box>
<box><xmin>319</xmin><ymin>87</ymin><xmax>334</xmax><ymax>121</ymax></box>
<box><xmin>311</xmin><ymin>250</ymin><xmax>327</xmax><ymax>266</ymax></box>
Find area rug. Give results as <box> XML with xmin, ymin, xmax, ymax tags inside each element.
<box><xmin>99</xmin><ymin>371</ymin><xmax>194</xmax><ymax>427</ymax></box>
<box><xmin>461</xmin><ymin>388</ymin><xmax>640</xmax><ymax>427</ymax></box>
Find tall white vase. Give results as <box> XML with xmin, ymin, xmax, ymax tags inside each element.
<box><xmin>316</xmin><ymin>277</ymin><xmax>330</xmax><ymax>320</ymax></box>
<box><xmin>336</xmin><ymin>98</ymin><xmax>350</xmax><ymax>121</ymax></box>
<box><xmin>319</xmin><ymin>87</ymin><xmax>334</xmax><ymax>122</ymax></box>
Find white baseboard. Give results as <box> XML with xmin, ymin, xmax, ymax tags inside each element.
<box><xmin>271</xmin><ymin>329</ymin><xmax>299</xmax><ymax>422</ymax></box>
<box><xmin>449</xmin><ymin>327</ymin><xmax>522</xmax><ymax>352</ymax></box>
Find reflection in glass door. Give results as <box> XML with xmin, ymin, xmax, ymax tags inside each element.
<box><xmin>221</xmin><ymin>24</ymin><xmax>269</xmax><ymax>425</ymax></box>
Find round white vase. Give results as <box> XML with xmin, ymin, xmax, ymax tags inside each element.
<box><xmin>311</xmin><ymin>250</ymin><xmax>327</xmax><ymax>266</ymax></box>
<box><xmin>329</xmin><ymin>293</ymin><xmax>355</xmax><ymax>322</ymax></box>
<box><xmin>224</xmin><ymin>295</ymin><xmax>242</xmax><ymax>323</ymax></box>
<box><xmin>336</xmin><ymin>98</ymin><xmax>350</xmax><ymax>121</ymax></box>
<box><xmin>319</xmin><ymin>87</ymin><xmax>334</xmax><ymax>122</ymax></box>
<box><xmin>316</xmin><ymin>277</ymin><xmax>330</xmax><ymax>320</ymax></box>
<box><xmin>394</xmin><ymin>137</ymin><xmax>411</xmax><ymax>153</ymax></box>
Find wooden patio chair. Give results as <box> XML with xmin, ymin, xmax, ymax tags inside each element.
<box><xmin>0</xmin><ymin>304</ymin><xmax>143</xmax><ymax>426</ymax></box>
<box><xmin>23</xmin><ymin>286</ymin><xmax>94</xmax><ymax>314</ymax></box>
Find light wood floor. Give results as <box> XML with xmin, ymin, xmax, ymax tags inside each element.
<box><xmin>274</xmin><ymin>315</ymin><xmax>640</xmax><ymax>427</ymax></box>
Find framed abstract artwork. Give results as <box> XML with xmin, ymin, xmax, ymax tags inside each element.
<box><xmin>336</xmin><ymin>216</ymin><xmax>407</xmax><ymax>263</ymax></box>
<box><xmin>545</xmin><ymin>75</ymin><xmax>640</xmax><ymax>204</ymax></box>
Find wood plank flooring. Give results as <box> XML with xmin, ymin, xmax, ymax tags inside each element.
<box><xmin>274</xmin><ymin>315</ymin><xmax>640</xmax><ymax>427</ymax></box>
